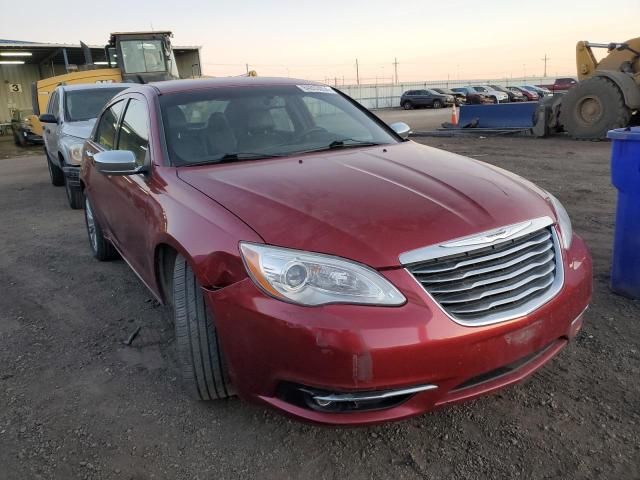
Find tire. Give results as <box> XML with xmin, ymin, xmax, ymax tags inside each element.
<box><xmin>432</xmin><ymin>100</ymin><xmax>443</xmax><ymax>109</ymax></box>
<box><xmin>173</xmin><ymin>255</ymin><xmax>235</xmax><ymax>401</ymax></box>
<box><xmin>560</xmin><ymin>76</ymin><xmax>631</xmax><ymax>140</ymax></box>
<box><xmin>402</xmin><ymin>101</ymin><xmax>413</xmax><ymax>110</ymax></box>
<box><xmin>65</xmin><ymin>177</ymin><xmax>84</xmax><ymax>210</ymax></box>
<box><xmin>46</xmin><ymin>152</ymin><xmax>64</xmax><ymax>186</ymax></box>
<box><xmin>491</xmin><ymin>96</ymin><xmax>498</xmax><ymax>104</ymax></box>
<box><xmin>84</xmin><ymin>196</ymin><xmax>118</xmax><ymax>261</ymax></box>
<box><xmin>13</xmin><ymin>132</ymin><xmax>22</xmax><ymax>146</ymax></box>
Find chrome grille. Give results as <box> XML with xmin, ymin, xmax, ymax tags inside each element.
<box><xmin>406</xmin><ymin>223</ymin><xmax>563</xmax><ymax>325</ymax></box>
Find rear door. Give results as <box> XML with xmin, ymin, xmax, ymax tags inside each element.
<box><xmin>83</xmin><ymin>99</ymin><xmax>126</xmax><ymax>234</ymax></box>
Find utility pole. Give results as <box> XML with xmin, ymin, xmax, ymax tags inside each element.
<box><xmin>245</xmin><ymin>63</ymin><xmax>249</xmax><ymax>74</ymax></box>
<box><xmin>393</xmin><ymin>57</ymin><xmax>399</xmax><ymax>85</ymax></box>
<box><xmin>541</xmin><ymin>53</ymin><xmax>550</xmax><ymax>77</ymax></box>
<box><xmin>355</xmin><ymin>58</ymin><xmax>360</xmax><ymax>85</ymax></box>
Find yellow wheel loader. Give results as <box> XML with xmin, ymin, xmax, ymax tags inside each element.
<box><xmin>537</xmin><ymin>38</ymin><xmax>640</xmax><ymax>139</ymax></box>
<box><xmin>31</xmin><ymin>31</ymin><xmax>180</xmax><ymax>136</ymax></box>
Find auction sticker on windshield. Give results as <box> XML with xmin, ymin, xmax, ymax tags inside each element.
<box><xmin>297</xmin><ymin>85</ymin><xmax>336</xmax><ymax>94</ymax></box>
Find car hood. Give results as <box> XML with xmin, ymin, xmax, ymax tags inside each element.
<box><xmin>61</xmin><ymin>119</ymin><xmax>96</xmax><ymax>140</ymax></box>
<box><xmin>177</xmin><ymin>142</ymin><xmax>555</xmax><ymax>268</ymax></box>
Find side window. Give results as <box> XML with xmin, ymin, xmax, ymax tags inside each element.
<box><xmin>47</xmin><ymin>91</ymin><xmax>59</xmax><ymax>115</ymax></box>
<box><xmin>94</xmin><ymin>100</ymin><xmax>125</xmax><ymax>150</ymax></box>
<box><xmin>117</xmin><ymin>99</ymin><xmax>149</xmax><ymax>166</ymax></box>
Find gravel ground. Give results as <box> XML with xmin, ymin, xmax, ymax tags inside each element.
<box><xmin>0</xmin><ymin>135</ymin><xmax>638</xmax><ymax>480</ymax></box>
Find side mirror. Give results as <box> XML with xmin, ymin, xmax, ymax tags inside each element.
<box><xmin>389</xmin><ymin>122</ymin><xmax>411</xmax><ymax>140</ymax></box>
<box><xmin>94</xmin><ymin>150</ymin><xmax>146</xmax><ymax>175</ymax></box>
<box><xmin>39</xmin><ymin>113</ymin><xmax>58</xmax><ymax>124</ymax></box>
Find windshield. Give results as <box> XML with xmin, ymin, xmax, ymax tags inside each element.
<box><xmin>160</xmin><ymin>85</ymin><xmax>398</xmax><ymax>166</ymax></box>
<box><xmin>64</xmin><ymin>88</ymin><xmax>127</xmax><ymax>122</ymax></box>
<box><xmin>121</xmin><ymin>39</ymin><xmax>167</xmax><ymax>74</ymax></box>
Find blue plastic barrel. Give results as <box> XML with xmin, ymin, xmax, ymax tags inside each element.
<box><xmin>607</xmin><ymin>127</ymin><xmax>640</xmax><ymax>299</ymax></box>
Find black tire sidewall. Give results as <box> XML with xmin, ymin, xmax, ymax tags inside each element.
<box><xmin>560</xmin><ymin>77</ymin><xmax>631</xmax><ymax>139</ymax></box>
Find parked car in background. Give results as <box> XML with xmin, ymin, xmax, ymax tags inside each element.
<box><xmin>433</xmin><ymin>88</ymin><xmax>466</xmax><ymax>106</ymax></box>
<box><xmin>521</xmin><ymin>85</ymin><xmax>552</xmax><ymax>98</ymax></box>
<box><xmin>39</xmin><ymin>83</ymin><xmax>128</xmax><ymax>209</ymax></box>
<box><xmin>80</xmin><ymin>77</ymin><xmax>591</xmax><ymax>425</ymax></box>
<box><xmin>10</xmin><ymin>109</ymin><xmax>43</xmax><ymax>146</ymax></box>
<box><xmin>468</xmin><ymin>86</ymin><xmax>509</xmax><ymax>103</ymax></box>
<box><xmin>536</xmin><ymin>78</ymin><xmax>577</xmax><ymax>93</ymax></box>
<box><xmin>451</xmin><ymin>87</ymin><xmax>494</xmax><ymax>104</ymax></box>
<box><xmin>507</xmin><ymin>86</ymin><xmax>539</xmax><ymax>101</ymax></box>
<box><xmin>487</xmin><ymin>85</ymin><xmax>526</xmax><ymax>102</ymax></box>
<box><xmin>400</xmin><ymin>89</ymin><xmax>454</xmax><ymax>109</ymax></box>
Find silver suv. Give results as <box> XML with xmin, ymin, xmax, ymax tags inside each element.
<box><xmin>39</xmin><ymin>83</ymin><xmax>128</xmax><ymax>208</ymax></box>
<box><xmin>468</xmin><ymin>85</ymin><xmax>509</xmax><ymax>103</ymax></box>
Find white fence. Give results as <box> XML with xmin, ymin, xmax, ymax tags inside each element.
<box><xmin>338</xmin><ymin>76</ymin><xmax>565</xmax><ymax>109</ymax></box>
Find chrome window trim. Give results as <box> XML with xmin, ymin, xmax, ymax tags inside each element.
<box><xmin>401</xmin><ymin>217</ymin><xmax>565</xmax><ymax>327</ymax></box>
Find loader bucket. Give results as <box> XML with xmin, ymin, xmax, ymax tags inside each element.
<box><xmin>457</xmin><ymin>102</ymin><xmax>538</xmax><ymax>129</ymax></box>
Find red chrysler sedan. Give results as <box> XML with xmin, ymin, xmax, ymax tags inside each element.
<box><xmin>80</xmin><ymin>77</ymin><xmax>591</xmax><ymax>425</ymax></box>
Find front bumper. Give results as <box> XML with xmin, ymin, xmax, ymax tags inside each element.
<box><xmin>207</xmin><ymin>235</ymin><xmax>592</xmax><ymax>425</ymax></box>
<box><xmin>63</xmin><ymin>165</ymin><xmax>81</xmax><ymax>189</ymax></box>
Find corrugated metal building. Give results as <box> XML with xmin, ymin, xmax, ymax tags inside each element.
<box><xmin>0</xmin><ymin>38</ymin><xmax>201</xmax><ymax>123</ymax></box>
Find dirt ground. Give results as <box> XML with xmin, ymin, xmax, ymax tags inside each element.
<box><xmin>0</xmin><ymin>132</ymin><xmax>638</xmax><ymax>480</ymax></box>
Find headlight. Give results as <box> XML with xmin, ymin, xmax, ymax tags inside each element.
<box><xmin>547</xmin><ymin>193</ymin><xmax>573</xmax><ymax>249</ymax></box>
<box><xmin>61</xmin><ymin>139</ymin><xmax>85</xmax><ymax>166</ymax></box>
<box><xmin>239</xmin><ymin>243</ymin><xmax>406</xmax><ymax>306</ymax></box>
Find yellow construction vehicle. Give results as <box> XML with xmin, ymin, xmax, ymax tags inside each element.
<box><xmin>31</xmin><ymin>31</ymin><xmax>180</xmax><ymax>135</ymax></box>
<box><xmin>556</xmin><ymin>38</ymin><xmax>640</xmax><ymax>139</ymax></box>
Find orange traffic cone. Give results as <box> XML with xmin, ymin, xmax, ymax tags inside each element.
<box><xmin>450</xmin><ymin>103</ymin><xmax>458</xmax><ymax>126</ymax></box>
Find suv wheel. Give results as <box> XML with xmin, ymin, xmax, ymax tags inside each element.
<box><xmin>402</xmin><ymin>101</ymin><xmax>413</xmax><ymax>110</ymax></box>
<box><xmin>491</xmin><ymin>96</ymin><xmax>498</xmax><ymax>104</ymax></box>
<box><xmin>65</xmin><ymin>177</ymin><xmax>84</xmax><ymax>210</ymax></box>
<box><xmin>173</xmin><ymin>254</ymin><xmax>235</xmax><ymax>400</ymax></box>
<box><xmin>432</xmin><ymin>100</ymin><xmax>443</xmax><ymax>109</ymax></box>
<box><xmin>46</xmin><ymin>152</ymin><xmax>65</xmax><ymax>186</ymax></box>
<box><xmin>84</xmin><ymin>196</ymin><xmax>118</xmax><ymax>261</ymax></box>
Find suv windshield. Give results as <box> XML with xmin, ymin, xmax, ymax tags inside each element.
<box><xmin>160</xmin><ymin>85</ymin><xmax>398</xmax><ymax>166</ymax></box>
<box><xmin>65</xmin><ymin>88</ymin><xmax>127</xmax><ymax>122</ymax></box>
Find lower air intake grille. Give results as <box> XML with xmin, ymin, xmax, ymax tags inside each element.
<box><xmin>407</xmin><ymin>225</ymin><xmax>563</xmax><ymax>325</ymax></box>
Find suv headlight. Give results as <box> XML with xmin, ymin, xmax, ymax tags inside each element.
<box><xmin>61</xmin><ymin>138</ymin><xmax>85</xmax><ymax>166</ymax></box>
<box><xmin>240</xmin><ymin>243</ymin><xmax>406</xmax><ymax>306</ymax></box>
<box><xmin>547</xmin><ymin>193</ymin><xmax>573</xmax><ymax>249</ymax></box>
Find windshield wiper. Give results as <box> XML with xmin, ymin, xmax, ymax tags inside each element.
<box><xmin>182</xmin><ymin>152</ymin><xmax>287</xmax><ymax>167</ymax></box>
<box><xmin>301</xmin><ymin>139</ymin><xmax>384</xmax><ymax>154</ymax></box>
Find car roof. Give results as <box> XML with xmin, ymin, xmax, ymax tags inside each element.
<box><xmin>58</xmin><ymin>83</ymin><xmax>130</xmax><ymax>92</ymax></box>
<box><xmin>123</xmin><ymin>76</ymin><xmax>328</xmax><ymax>96</ymax></box>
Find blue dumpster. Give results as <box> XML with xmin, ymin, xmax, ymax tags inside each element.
<box><xmin>607</xmin><ymin>127</ymin><xmax>640</xmax><ymax>299</ymax></box>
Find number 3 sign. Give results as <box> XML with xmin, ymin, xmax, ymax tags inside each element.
<box><xmin>8</xmin><ymin>83</ymin><xmax>22</xmax><ymax>93</ymax></box>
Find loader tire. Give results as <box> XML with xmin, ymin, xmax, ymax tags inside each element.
<box><xmin>560</xmin><ymin>76</ymin><xmax>631</xmax><ymax>140</ymax></box>
<box><xmin>173</xmin><ymin>255</ymin><xmax>235</xmax><ymax>401</ymax></box>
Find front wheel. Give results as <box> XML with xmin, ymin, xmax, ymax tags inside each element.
<box><xmin>432</xmin><ymin>100</ymin><xmax>443</xmax><ymax>109</ymax></box>
<box><xmin>559</xmin><ymin>76</ymin><xmax>631</xmax><ymax>139</ymax></box>
<box><xmin>491</xmin><ymin>96</ymin><xmax>498</xmax><ymax>104</ymax></box>
<box><xmin>402</xmin><ymin>101</ymin><xmax>413</xmax><ymax>110</ymax></box>
<box><xmin>173</xmin><ymin>255</ymin><xmax>235</xmax><ymax>400</ymax></box>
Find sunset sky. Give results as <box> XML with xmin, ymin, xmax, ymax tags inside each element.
<box><xmin>1</xmin><ymin>0</ymin><xmax>638</xmax><ymax>83</ymax></box>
